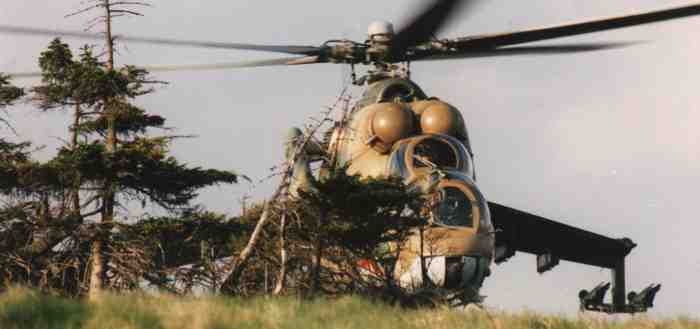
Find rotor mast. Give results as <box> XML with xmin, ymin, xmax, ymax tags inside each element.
<box><xmin>349</xmin><ymin>21</ymin><xmax>413</xmax><ymax>85</ymax></box>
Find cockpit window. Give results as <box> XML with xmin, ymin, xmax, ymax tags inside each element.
<box><xmin>434</xmin><ymin>187</ymin><xmax>474</xmax><ymax>227</ymax></box>
<box><xmin>385</xmin><ymin>135</ymin><xmax>473</xmax><ymax>180</ymax></box>
<box><xmin>412</xmin><ymin>138</ymin><xmax>459</xmax><ymax>169</ymax></box>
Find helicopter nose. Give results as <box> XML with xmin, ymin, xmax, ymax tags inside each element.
<box><xmin>398</xmin><ymin>255</ymin><xmax>489</xmax><ymax>290</ymax></box>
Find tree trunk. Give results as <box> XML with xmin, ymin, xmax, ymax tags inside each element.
<box><xmin>273</xmin><ymin>212</ymin><xmax>287</xmax><ymax>295</ymax></box>
<box><xmin>88</xmin><ymin>239</ymin><xmax>104</xmax><ymax>300</ymax></box>
<box><xmin>419</xmin><ymin>226</ymin><xmax>427</xmax><ymax>286</ymax></box>
<box><xmin>310</xmin><ymin>209</ymin><xmax>326</xmax><ymax>295</ymax></box>
<box><xmin>88</xmin><ymin>0</ymin><xmax>116</xmax><ymax>302</ymax></box>
<box><xmin>220</xmin><ymin>197</ymin><xmax>277</xmax><ymax>293</ymax></box>
<box><xmin>310</xmin><ymin>238</ymin><xmax>324</xmax><ymax>295</ymax></box>
<box><xmin>71</xmin><ymin>103</ymin><xmax>81</xmax><ymax>212</ymax></box>
<box><xmin>104</xmin><ymin>0</ymin><xmax>115</xmax><ymax>71</ymax></box>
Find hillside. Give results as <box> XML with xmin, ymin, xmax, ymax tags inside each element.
<box><xmin>1</xmin><ymin>288</ymin><xmax>697</xmax><ymax>329</ymax></box>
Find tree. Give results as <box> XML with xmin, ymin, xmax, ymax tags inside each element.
<box><xmin>125</xmin><ymin>210</ymin><xmax>254</xmax><ymax>294</ymax></box>
<box><xmin>0</xmin><ymin>74</ymin><xmax>26</xmax><ymax>206</ymax></box>
<box><xmin>0</xmin><ymin>73</ymin><xmax>26</xmax><ymax>164</ymax></box>
<box><xmin>0</xmin><ymin>14</ymin><xmax>241</xmax><ymax>297</ymax></box>
<box><xmin>219</xmin><ymin>168</ymin><xmax>423</xmax><ymax>300</ymax></box>
<box><xmin>0</xmin><ymin>74</ymin><xmax>24</xmax><ymax>109</ymax></box>
<box><xmin>41</xmin><ymin>44</ymin><xmax>238</xmax><ymax>298</ymax></box>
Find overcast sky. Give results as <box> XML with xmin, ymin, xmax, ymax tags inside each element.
<box><xmin>2</xmin><ymin>0</ymin><xmax>699</xmax><ymax>316</ymax></box>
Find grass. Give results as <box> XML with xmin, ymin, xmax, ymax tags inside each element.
<box><xmin>0</xmin><ymin>287</ymin><xmax>698</xmax><ymax>329</ymax></box>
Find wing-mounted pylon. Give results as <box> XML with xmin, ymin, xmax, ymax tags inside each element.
<box><xmin>489</xmin><ymin>201</ymin><xmax>660</xmax><ymax>314</ymax></box>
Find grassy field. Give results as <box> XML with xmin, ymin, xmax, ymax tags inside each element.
<box><xmin>0</xmin><ymin>288</ymin><xmax>698</xmax><ymax>329</ymax></box>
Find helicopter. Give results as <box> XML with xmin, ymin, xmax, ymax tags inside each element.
<box><xmin>2</xmin><ymin>0</ymin><xmax>699</xmax><ymax>313</ymax></box>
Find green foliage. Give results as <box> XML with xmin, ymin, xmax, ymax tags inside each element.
<box><xmin>38</xmin><ymin>39</ymin><xmax>75</xmax><ymax>84</ymax></box>
<box><xmin>295</xmin><ymin>168</ymin><xmax>423</xmax><ymax>256</ymax></box>
<box><xmin>107</xmin><ymin>210</ymin><xmax>255</xmax><ymax>293</ymax></box>
<box><xmin>0</xmin><ymin>74</ymin><xmax>24</xmax><ymax>108</ymax></box>
<box><xmin>0</xmin><ymin>74</ymin><xmax>25</xmax><ymax>158</ymax></box>
<box><xmin>0</xmin><ymin>160</ymin><xmax>52</xmax><ymax>195</ymax></box>
<box><xmin>0</xmin><ymin>141</ymin><xmax>36</xmax><ymax>194</ymax></box>
<box><xmin>0</xmin><ymin>143</ymin><xmax>74</xmax><ymax>196</ymax></box>
<box><xmin>0</xmin><ymin>140</ymin><xmax>31</xmax><ymax>163</ymax></box>
<box><xmin>44</xmin><ymin>140</ymin><xmax>238</xmax><ymax>208</ymax></box>
<box><xmin>0</xmin><ymin>37</ymin><xmax>242</xmax><ymax>296</ymax></box>
<box><xmin>225</xmin><ymin>169</ymin><xmax>424</xmax><ymax>296</ymax></box>
<box><xmin>131</xmin><ymin>211</ymin><xmax>251</xmax><ymax>269</ymax></box>
<box><xmin>33</xmin><ymin>40</ymin><xmax>96</xmax><ymax>109</ymax></box>
<box><xmin>26</xmin><ymin>38</ymin><xmax>239</xmax><ymax>209</ymax></box>
<box><xmin>110</xmin><ymin>151</ymin><xmax>238</xmax><ymax>208</ymax></box>
<box><xmin>33</xmin><ymin>40</ymin><xmax>154</xmax><ymax>111</ymax></box>
<box><xmin>0</xmin><ymin>205</ymin><xmax>33</xmax><ymax>252</ymax></box>
<box><xmin>79</xmin><ymin>103</ymin><xmax>165</xmax><ymax>136</ymax></box>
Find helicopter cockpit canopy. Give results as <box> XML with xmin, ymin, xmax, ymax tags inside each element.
<box><xmin>431</xmin><ymin>173</ymin><xmax>491</xmax><ymax>230</ymax></box>
<box><xmin>386</xmin><ymin>134</ymin><xmax>473</xmax><ymax>182</ymax></box>
<box><xmin>434</xmin><ymin>185</ymin><xmax>475</xmax><ymax>227</ymax></box>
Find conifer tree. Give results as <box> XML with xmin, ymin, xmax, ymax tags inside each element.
<box><xmin>0</xmin><ymin>74</ymin><xmax>25</xmax><ymax>155</ymax></box>
<box><xmin>64</xmin><ymin>0</ymin><xmax>155</xmax><ymax>300</ymax></box>
<box><xmin>1</xmin><ymin>3</ymin><xmax>241</xmax><ymax>296</ymax></box>
<box><xmin>35</xmin><ymin>42</ymin><xmax>239</xmax><ymax>297</ymax></box>
<box><xmin>0</xmin><ymin>74</ymin><xmax>24</xmax><ymax>109</ymax></box>
<box><xmin>0</xmin><ymin>74</ymin><xmax>27</xmax><ymax>217</ymax></box>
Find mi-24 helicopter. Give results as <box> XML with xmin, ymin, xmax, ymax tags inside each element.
<box><xmin>3</xmin><ymin>0</ymin><xmax>699</xmax><ymax>313</ymax></box>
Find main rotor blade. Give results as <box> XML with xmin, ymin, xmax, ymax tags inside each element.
<box><xmin>410</xmin><ymin>42</ymin><xmax>638</xmax><ymax>61</ymax></box>
<box><xmin>391</xmin><ymin>0</ymin><xmax>475</xmax><ymax>55</ymax></box>
<box><xmin>138</xmin><ymin>56</ymin><xmax>322</xmax><ymax>72</ymax></box>
<box><xmin>4</xmin><ymin>56</ymin><xmax>321</xmax><ymax>78</ymax></box>
<box><xmin>446</xmin><ymin>3</ymin><xmax>700</xmax><ymax>50</ymax></box>
<box><xmin>3</xmin><ymin>71</ymin><xmax>41</xmax><ymax>78</ymax></box>
<box><xmin>0</xmin><ymin>25</ymin><xmax>322</xmax><ymax>55</ymax></box>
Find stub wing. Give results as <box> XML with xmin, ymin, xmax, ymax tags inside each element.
<box><xmin>488</xmin><ymin>201</ymin><xmax>635</xmax><ymax>269</ymax></box>
<box><xmin>488</xmin><ymin>201</ymin><xmax>659</xmax><ymax>313</ymax></box>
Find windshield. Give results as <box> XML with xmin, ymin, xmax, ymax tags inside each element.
<box><xmin>434</xmin><ymin>186</ymin><xmax>474</xmax><ymax>228</ymax></box>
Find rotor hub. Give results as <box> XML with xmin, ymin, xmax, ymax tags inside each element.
<box><xmin>367</xmin><ymin>21</ymin><xmax>395</xmax><ymax>41</ymax></box>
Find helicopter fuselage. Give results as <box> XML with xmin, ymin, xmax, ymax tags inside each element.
<box><xmin>326</xmin><ymin>77</ymin><xmax>495</xmax><ymax>300</ymax></box>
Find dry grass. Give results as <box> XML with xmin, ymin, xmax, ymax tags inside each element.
<box><xmin>1</xmin><ymin>287</ymin><xmax>698</xmax><ymax>329</ymax></box>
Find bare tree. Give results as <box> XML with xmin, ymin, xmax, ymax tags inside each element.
<box><xmin>219</xmin><ymin>90</ymin><xmax>346</xmax><ymax>294</ymax></box>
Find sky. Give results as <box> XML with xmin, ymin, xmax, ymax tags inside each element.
<box><xmin>1</xmin><ymin>0</ymin><xmax>699</xmax><ymax>316</ymax></box>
